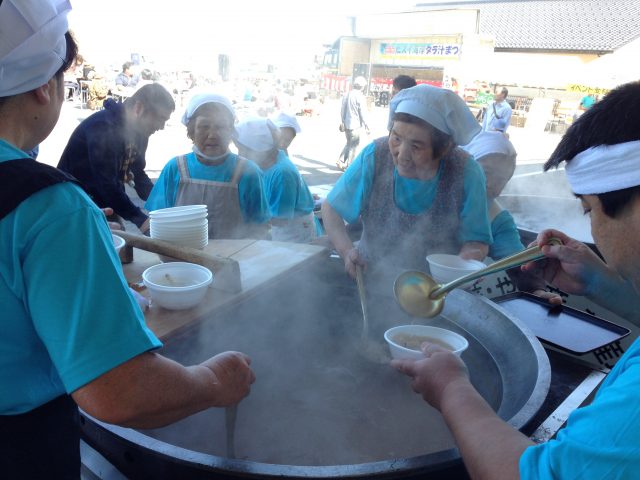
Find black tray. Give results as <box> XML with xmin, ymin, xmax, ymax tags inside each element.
<box><xmin>493</xmin><ymin>292</ymin><xmax>630</xmax><ymax>355</ymax></box>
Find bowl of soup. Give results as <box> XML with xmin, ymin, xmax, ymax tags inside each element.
<box><xmin>426</xmin><ymin>253</ymin><xmax>485</xmax><ymax>285</ymax></box>
<box><xmin>384</xmin><ymin>325</ymin><xmax>469</xmax><ymax>360</ymax></box>
<box><xmin>142</xmin><ymin>262</ymin><xmax>213</xmax><ymax>310</ymax></box>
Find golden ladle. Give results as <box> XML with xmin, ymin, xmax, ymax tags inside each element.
<box><xmin>394</xmin><ymin>238</ymin><xmax>562</xmax><ymax>318</ymax></box>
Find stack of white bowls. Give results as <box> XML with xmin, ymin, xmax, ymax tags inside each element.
<box><xmin>149</xmin><ymin>205</ymin><xmax>208</xmax><ymax>250</ymax></box>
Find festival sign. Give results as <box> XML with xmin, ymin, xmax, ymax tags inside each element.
<box><xmin>378</xmin><ymin>42</ymin><xmax>461</xmax><ymax>61</ymax></box>
<box><xmin>566</xmin><ymin>84</ymin><xmax>611</xmax><ymax>95</ymax></box>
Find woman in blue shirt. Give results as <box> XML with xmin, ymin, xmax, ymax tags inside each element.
<box><xmin>146</xmin><ymin>93</ymin><xmax>270</xmax><ymax>239</ymax></box>
<box><xmin>322</xmin><ymin>84</ymin><xmax>492</xmax><ymax>279</ymax></box>
<box><xmin>235</xmin><ymin>117</ymin><xmax>318</xmax><ymax>242</ymax></box>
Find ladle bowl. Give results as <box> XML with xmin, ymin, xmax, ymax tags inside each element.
<box><xmin>394</xmin><ymin>238</ymin><xmax>562</xmax><ymax>318</ymax></box>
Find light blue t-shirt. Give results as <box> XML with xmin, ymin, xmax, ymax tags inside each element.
<box><xmin>327</xmin><ymin>141</ymin><xmax>492</xmax><ymax>244</ymax></box>
<box><xmin>520</xmin><ymin>337</ymin><xmax>640</xmax><ymax>478</ymax></box>
<box><xmin>0</xmin><ymin>141</ymin><xmax>161</xmax><ymax>414</ymax></box>
<box><xmin>261</xmin><ymin>150</ymin><xmax>315</xmax><ymax>219</ymax></box>
<box><xmin>145</xmin><ymin>152</ymin><xmax>271</xmax><ymax>224</ymax></box>
<box><xmin>490</xmin><ymin>209</ymin><xmax>524</xmax><ymax>260</ymax></box>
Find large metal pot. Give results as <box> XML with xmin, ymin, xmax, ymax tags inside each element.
<box><xmin>81</xmin><ymin>260</ymin><xmax>550</xmax><ymax>479</ymax></box>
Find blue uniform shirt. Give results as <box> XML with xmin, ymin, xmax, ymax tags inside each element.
<box><xmin>0</xmin><ymin>140</ymin><xmax>161</xmax><ymax>414</ymax></box>
<box><xmin>261</xmin><ymin>150</ymin><xmax>315</xmax><ymax>219</ymax></box>
<box><xmin>145</xmin><ymin>152</ymin><xmax>270</xmax><ymax>224</ymax></box>
<box><xmin>490</xmin><ymin>209</ymin><xmax>524</xmax><ymax>260</ymax></box>
<box><xmin>520</xmin><ymin>337</ymin><xmax>640</xmax><ymax>478</ymax></box>
<box><xmin>327</xmin><ymin>142</ymin><xmax>492</xmax><ymax>245</ymax></box>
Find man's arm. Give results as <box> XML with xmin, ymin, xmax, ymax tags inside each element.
<box><xmin>393</xmin><ymin>345</ymin><xmax>532</xmax><ymax>480</ymax></box>
<box><xmin>503</xmin><ymin>105</ymin><xmax>513</xmax><ymax>132</ymax></box>
<box><xmin>85</xmin><ymin>127</ymin><xmax>148</xmax><ymax>227</ymax></box>
<box><xmin>524</xmin><ymin>229</ymin><xmax>640</xmax><ymax>323</ymax></box>
<box><xmin>73</xmin><ymin>350</ymin><xmax>255</xmax><ymax>428</ymax></box>
<box><xmin>130</xmin><ymin>154</ymin><xmax>154</xmax><ymax>201</ymax></box>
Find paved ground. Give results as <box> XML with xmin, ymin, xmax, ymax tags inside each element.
<box><xmin>38</xmin><ymin>96</ymin><xmax>564</xmax><ymax>193</ymax></box>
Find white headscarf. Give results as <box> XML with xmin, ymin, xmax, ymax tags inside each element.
<box><xmin>566</xmin><ymin>140</ymin><xmax>640</xmax><ymax>194</ymax></box>
<box><xmin>181</xmin><ymin>92</ymin><xmax>236</xmax><ymax>125</ymax></box>
<box><xmin>272</xmin><ymin>112</ymin><xmax>301</xmax><ymax>133</ymax></box>
<box><xmin>461</xmin><ymin>131</ymin><xmax>517</xmax><ymax>162</ymax></box>
<box><xmin>388</xmin><ymin>84</ymin><xmax>480</xmax><ymax>146</ymax></box>
<box><xmin>236</xmin><ymin>117</ymin><xmax>279</xmax><ymax>152</ymax></box>
<box><xmin>0</xmin><ymin>0</ymin><xmax>71</xmax><ymax>97</ymax></box>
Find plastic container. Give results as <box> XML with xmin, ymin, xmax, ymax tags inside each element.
<box><xmin>142</xmin><ymin>262</ymin><xmax>213</xmax><ymax>310</ymax></box>
<box><xmin>112</xmin><ymin>234</ymin><xmax>125</xmax><ymax>253</ymax></box>
<box><xmin>426</xmin><ymin>254</ymin><xmax>485</xmax><ymax>285</ymax></box>
<box><xmin>384</xmin><ymin>325</ymin><xmax>469</xmax><ymax>360</ymax></box>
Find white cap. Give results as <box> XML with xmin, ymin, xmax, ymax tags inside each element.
<box><xmin>388</xmin><ymin>84</ymin><xmax>480</xmax><ymax>146</ymax></box>
<box><xmin>235</xmin><ymin>117</ymin><xmax>279</xmax><ymax>152</ymax></box>
<box><xmin>0</xmin><ymin>0</ymin><xmax>71</xmax><ymax>97</ymax></box>
<box><xmin>272</xmin><ymin>112</ymin><xmax>301</xmax><ymax>133</ymax></box>
<box><xmin>461</xmin><ymin>131</ymin><xmax>516</xmax><ymax>162</ymax></box>
<box><xmin>354</xmin><ymin>76</ymin><xmax>367</xmax><ymax>88</ymax></box>
<box><xmin>181</xmin><ymin>92</ymin><xmax>236</xmax><ymax>125</ymax></box>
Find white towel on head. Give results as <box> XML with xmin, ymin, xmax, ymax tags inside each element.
<box><xmin>182</xmin><ymin>92</ymin><xmax>236</xmax><ymax>125</ymax></box>
<box><xmin>236</xmin><ymin>117</ymin><xmax>279</xmax><ymax>152</ymax></box>
<box><xmin>0</xmin><ymin>0</ymin><xmax>71</xmax><ymax>97</ymax></box>
<box><xmin>273</xmin><ymin>112</ymin><xmax>301</xmax><ymax>133</ymax></box>
<box><xmin>566</xmin><ymin>140</ymin><xmax>640</xmax><ymax>194</ymax></box>
<box><xmin>388</xmin><ymin>84</ymin><xmax>480</xmax><ymax>146</ymax></box>
<box><xmin>461</xmin><ymin>131</ymin><xmax>517</xmax><ymax>162</ymax></box>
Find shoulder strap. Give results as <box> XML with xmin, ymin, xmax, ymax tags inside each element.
<box><xmin>0</xmin><ymin>159</ymin><xmax>79</xmax><ymax>221</ymax></box>
<box><xmin>231</xmin><ymin>156</ymin><xmax>247</xmax><ymax>186</ymax></box>
<box><xmin>177</xmin><ymin>155</ymin><xmax>190</xmax><ymax>180</ymax></box>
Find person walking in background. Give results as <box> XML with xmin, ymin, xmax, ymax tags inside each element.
<box><xmin>482</xmin><ymin>86</ymin><xmax>512</xmax><ymax>134</ymax></box>
<box><xmin>391</xmin><ymin>74</ymin><xmax>417</xmax><ymax>98</ymax></box>
<box><xmin>58</xmin><ymin>84</ymin><xmax>175</xmax><ymax>233</ymax></box>
<box><xmin>0</xmin><ymin>2</ymin><xmax>255</xmax><ymax>478</ymax></box>
<box><xmin>338</xmin><ymin>76</ymin><xmax>370</xmax><ymax>171</ymax></box>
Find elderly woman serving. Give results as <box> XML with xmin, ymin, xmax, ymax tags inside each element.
<box><xmin>322</xmin><ymin>85</ymin><xmax>492</xmax><ymax>279</ymax></box>
<box><xmin>145</xmin><ymin>93</ymin><xmax>270</xmax><ymax>239</ymax></box>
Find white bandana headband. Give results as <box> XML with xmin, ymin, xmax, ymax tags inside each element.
<box><xmin>566</xmin><ymin>140</ymin><xmax>640</xmax><ymax>194</ymax></box>
<box><xmin>236</xmin><ymin>117</ymin><xmax>279</xmax><ymax>152</ymax></box>
<box><xmin>182</xmin><ymin>92</ymin><xmax>236</xmax><ymax>125</ymax></box>
<box><xmin>388</xmin><ymin>84</ymin><xmax>480</xmax><ymax>146</ymax></box>
<box><xmin>0</xmin><ymin>0</ymin><xmax>71</xmax><ymax>97</ymax></box>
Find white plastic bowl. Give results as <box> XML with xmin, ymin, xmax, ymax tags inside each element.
<box><xmin>384</xmin><ymin>325</ymin><xmax>469</xmax><ymax>360</ymax></box>
<box><xmin>112</xmin><ymin>234</ymin><xmax>125</xmax><ymax>253</ymax></box>
<box><xmin>426</xmin><ymin>253</ymin><xmax>485</xmax><ymax>285</ymax></box>
<box><xmin>142</xmin><ymin>262</ymin><xmax>213</xmax><ymax>310</ymax></box>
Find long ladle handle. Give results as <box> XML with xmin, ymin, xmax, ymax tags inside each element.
<box><xmin>431</xmin><ymin>237</ymin><xmax>562</xmax><ymax>299</ymax></box>
<box><xmin>355</xmin><ymin>265</ymin><xmax>369</xmax><ymax>340</ymax></box>
<box><xmin>225</xmin><ymin>405</ymin><xmax>238</xmax><ymax>458</ymax></box>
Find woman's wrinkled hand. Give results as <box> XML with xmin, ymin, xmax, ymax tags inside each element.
<box><xmin>343</xmin><ymin>247</ymin><xmax>367</xmax><ymax>279</ymax></box>
<box><xmin>391</xmin><ymin>342</ymin><xmax>470</xmax><ymax>411</ymax></box>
